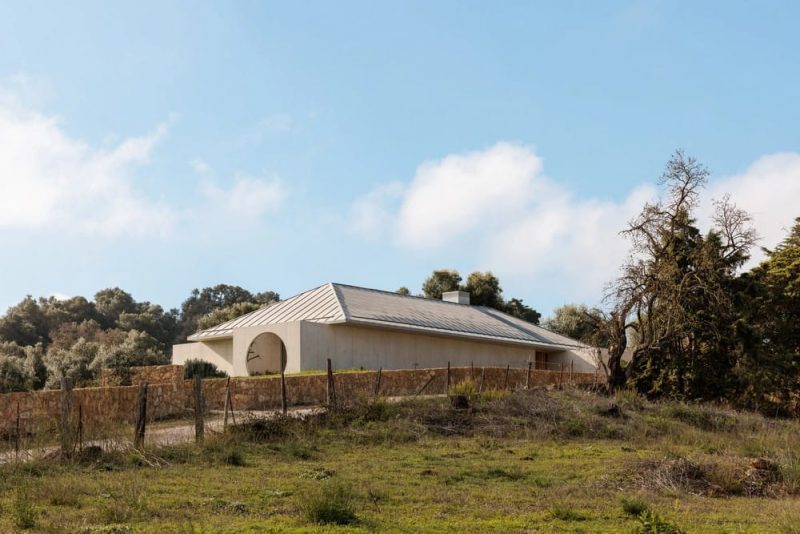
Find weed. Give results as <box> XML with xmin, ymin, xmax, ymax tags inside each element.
<box><xmin>12</xmin><ymin>483</ymin><xmax>37</xmax><ymax>529</ymax></box>
<box><xmin>549</xmin><ymin>503</ymin><xmax>587</xmax><ymax>521</ymax></box>
<box><xmin>451</xmin><ymin>379</ymin><xmax>478</xmax><ymax>399</ymax></box>
<box><xmin>620</xmin><ymin>496</ymin><xmax>650</xmax><ymax>516</ymax></box>
<box><xmin>298</xmin><ymin>480</ymin><xmax>358</xmax><ymax>525</ymax></box>
<box><xmin>633</xmin><ymin>510</ymin><xmax>684</xmax><ymax>533</ymax></box>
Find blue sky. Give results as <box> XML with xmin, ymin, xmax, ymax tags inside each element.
<box><xmin>0</xmin><ymin>0</ymin><xmax>798</xmax><ymax>316</ymax></box>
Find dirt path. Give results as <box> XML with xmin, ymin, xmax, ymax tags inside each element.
<box><xmin>0</xmin><ymin>406</ymin><xmax>323</xmax><ymax>465</ymax></box>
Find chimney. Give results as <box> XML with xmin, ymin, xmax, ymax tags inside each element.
<box><xmin>442</xmin><ymin>290</ymin><xmax>470</xmax><ymax>305</ymax></box>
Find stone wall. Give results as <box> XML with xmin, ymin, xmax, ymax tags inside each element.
<box><xmin>0</xmin><ymin>366</ymin><xmax>603</xmax><ymax>436</ymax></box>
<box><xmin>99</xmin><ymin>364</ymin><xmax>184</xmax><ymax>387</ymax></box>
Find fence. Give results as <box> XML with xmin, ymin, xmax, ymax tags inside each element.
<box><xmin>0</xmin><ymin>362</ymin><xmax>603</xmax><ymax>462</ymax></box>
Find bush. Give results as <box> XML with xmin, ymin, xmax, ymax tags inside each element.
<box><xmin>620</xmin><ymin>496</ymin><xmax>650</xmax><ymax>516</ymax></box>
<box><xmin>451</xmin><ymin>379</ymin><xmax>478</xmax><ymax>399</ymax></box>
<box><xmin>299</xmin><ymin>480</ymin><xmax>358</xmax><ymax>525</ymax></box>
<box><xmin>13</xmin><ymin>483</ymin><xmax>38</xmax><ymax>529</ymax></box>
<box><xmin>633</xmin><ymin>511</ymin><xmax>684</xmax><ymax>533</ymax></box>
<box><xmin>0</xmin><ymin>354</ymin><xmax>34</xmax><ymax>393</ymax></box>
<box><xmin>184</xmin><ymin>359</ymin><xmax>228</xmax><ymax>380</ymax></box>
<box><xmin>549</xmin><ymin>503</ymin><xmax>586</xmax><ymax>521</ymax></box>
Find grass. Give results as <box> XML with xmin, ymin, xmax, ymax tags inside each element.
<box><xmin>1</xmin><ymin>388</ymin><xmax>799</xmax><ymax>532</ymax></box>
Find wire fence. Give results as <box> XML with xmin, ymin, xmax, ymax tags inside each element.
<box><xmin>0</xmin><ymin>360</ymin><xmax>604</xmax><ymax>465</ymax></box>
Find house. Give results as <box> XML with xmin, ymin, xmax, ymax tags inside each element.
<box><xmin>172</xmin><ymin>283</ymin><xmax>599</xmax><ymax>376</ymax></box>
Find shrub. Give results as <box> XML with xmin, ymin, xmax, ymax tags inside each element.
<box><xmin>549</xmin><ymin>503</ymin><xmax>586</xmax><ymax>521</ymax></box>
<box><xmin>480</xmin><ymin>388</ymin><xmax>511</xmax><ymax>402</ymax></box>
<box><xmin>0</xmin><ymin>354</ymin><xmax>34</xmax><ymax>393</ymax></box>
<box><xmin>298</xmin><ymin>480</ymin><xmax>358</xmax><ymax>525</ymax></box>
<box><xmin>451</xmin><ymin>379</ymin><xmax>478</xmax><ymax>399</ymax></box>
<box><xmin>633</xmin><ymin>511</ymin><xmax>684</xmax><ymax>533</ymax></box>
<box><xmin>184</xmin><ymin>359</ymin><xmax>228</xmax><ymax>380</ymax></box>
<box><xmin>620</xmin><ymin>496</ymin><xmax>650</xmax><ymax>516</ymax></box>
<box><xmin>13</xmin><ymin>483</ymin><xmax>37</xmax><ymax>529</ymax></box>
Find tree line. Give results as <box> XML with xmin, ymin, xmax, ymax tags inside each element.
<box><xmin>0</xmin><ymin>285</ymin><xmax>279</xmax><ymax>392</ymax></box>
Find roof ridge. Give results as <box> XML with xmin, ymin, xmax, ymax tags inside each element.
<box><xmin>331</xmin><ymin>282</ymin><xmax>474</xmax><ymax>307</ymax></box>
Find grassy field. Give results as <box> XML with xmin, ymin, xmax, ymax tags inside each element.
<box><xmin>1</xmin><ymin>386</ymin><xmax>799</xmax><ymax>533</ymax></box>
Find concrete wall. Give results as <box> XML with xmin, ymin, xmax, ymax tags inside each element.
<box><xmin>298</xmin><ymin>322</ymin><xmax>597</xmax><ymax>372</ymax></box>
<box><xmin>173</xmin><ymin>321</ymin><xmax>598</xmax><ymax>377</ymax></box>
<box><xmin>173</xmin><ymin>339</ymin><xmax>235</xmax><ymax>375</ymax></box>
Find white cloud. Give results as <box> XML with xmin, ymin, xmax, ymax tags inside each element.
<box><xmin>396</xmin><ymin>142</ymin><xmax>544</xmax><ymax>247</ymax></box>
<box><xmin>190</xmin><ymin>158</ymin><xmax>211</xmax><ymax>174</ymax></box>
<box><xmin>201</xmin><ymin>175</ymin><xmax>287</xmax><ymax>219</ymax></box>
<box><xmin>353</xmin><ymin>142</ymin><xmax>800</xmax><ymax>305</ymax></box>
<box><xmin>0</xmin><ymin>80</ymin><xmax>173</xmax><ymax>237</ymax></box>
<box><xmin>348</xmin><ymin>182</ymin><xmax>404</xmax><ymax>240</ymax></box>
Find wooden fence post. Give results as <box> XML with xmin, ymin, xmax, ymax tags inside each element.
<box><xmin>280</xmin><ymin>365</ymin><xmax>288</xmax><ymax>415</ymax></box>
<box><xmin>559</xmin><ymin>362</ymin><xmax>564</xmax><ymax>388</ymax></box>
<box><xmin>471</xmin><ymin>361</ymin><xmax>475</xmax><ymax>381</ymax></box>
<box><xmin>526</xmin><ymin>361</ymin><xmax>532</xmax><ymax>390</ymax></box>
<box><xmin>446</xmin><ymin>361</ymin><xmax>451</xmax><ymax>395</ymax></box>
<box><xmin>134</xmin><ymin>382</ymin><xmax>148</xmax><ymax>449</ymax></box>
<box><xmin>415</xmin><ymin>373</ymin><xmax>437</xmax><ymax>397</ymax></box>
<box><xmin>15</xmin><ymin>401</ymin><xmax>20</xmax><ymax>460</ymax></box>
<box><xmin>326</xmin><ymin>358</ymin><xmax>337</xmax><ymax>409</ymax></box>
<box><xmin>223</xmin><ymin>378</ymin><xmax>234</xmax><ymax>430</ymax></box>
<box><xmin>374</xmin><ymin>367</ymin><xmax>383</xmax><ymax>396</ymax></box>
<box><xmin>570</xmin><ymin>360</ymin><xmax>574</xmax><ymax>385</ymax></box>
<box><xmin>77</xmin><ymin>403</ymin><xmax>83</xmax><ymax>453</ymax></box>
<box><xmin>479</xmin><ymin>367</ymin><xmax>485</xmax><ymax>394</ymax></box>
<box><xmin>60</xmin><ymin>377</ymin><xmax>74</xmax><ymax>456</ymax></box>
<box><xmin>193</xmin><ymin>375</ymin><xmax>204</xmax><ymax>443</ymax></box>
<box><xmin>504</xmin><ymin>364</ymin><xmax>510</xmax><ymax>391</ymax></box>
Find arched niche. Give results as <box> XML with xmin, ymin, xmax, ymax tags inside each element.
<box><xmin>245</xmin><ymin>332</ymin><xmax>286</xmax><ymax>375</ymax></box>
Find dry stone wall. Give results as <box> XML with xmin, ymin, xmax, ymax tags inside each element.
<box><xmin>0</xmin><ymin>365</ymin><xmax>602</xmax><ymax>435</ymax></box>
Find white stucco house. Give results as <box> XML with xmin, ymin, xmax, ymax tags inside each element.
<box><xmin>172</xmin><ymin>283</ymin><xmax>599</xmax><ymax>376</ymax></box>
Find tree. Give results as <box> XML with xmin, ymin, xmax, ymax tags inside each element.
<box><xmin>94</xmin><ymin>288</ymin><xmax>137</xmax><ymax>329</ymax></box>
<box><xmin>733</xmin><ymin>217</ymin><xmax>800</xmax><ymax>412</ymax></box>
<box><xmin>606</xmin><ymin>151</ymin><xmax>756</xmax><ymax>397</ymax></box>
<box><xmin>396</xmin><ymin>287</ymin><xmax>411</xmax><ymax>296</ymax></box>
<box><xmin>93</xmin><ymin>329</ymin><xmax>169</xmax><ymax>379</ymax></box>
<box><xmin>44</xmin><ymin>338</ymin><xmax>101</xmax><ymax>389</ymax></box>
<box><xmin>544</xmin><ymin>304</ymin><xmax>605</xmax><ymax>344</ymax></box>
<box><xmin>422</xmin><ymin>270</ymin><xmax>463</xmax><ymax>299</ymax></box>
<box><xmin>178</xmin><ymin>284</ymin><xmax>279</xmax><ymax>340</ymax></box>
<box><xmin>0</xmin><ymin>296</ymin><xmax>49</xmax><ymax>347</ymax></box>
<box><xmin>197</xmin><ymin>302</ymin><xmax>263</xmax><ymax>331</ymax></box>
<box><xmin>463</xmin><ymin>271</ymin><xmax>503</xmax><ymax>308</ymax></box>
<box><xmin>0</xmin><ymin>354</ymin><xmax>33</xmax><ymax>393</ymax></box>
<box><xmin>117</xmin><ymin>303</ymin><xmax>179</xmax><ymax>349</ymax></box>
<box><xmin>504</xmin><ymin>298</ymin><xmax>541</xmax><ymax>324</ymax></box>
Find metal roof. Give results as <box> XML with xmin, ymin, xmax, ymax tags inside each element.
<box><xmin>188</xmin><ymin>282</ymin><xmax>586</xmax><ymax>349</ymax></box>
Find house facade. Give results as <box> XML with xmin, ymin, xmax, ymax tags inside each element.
<box><xmin>172</xmin><ymin>283</ymin><xmax>599</xmax><ymax>376</ymax></box>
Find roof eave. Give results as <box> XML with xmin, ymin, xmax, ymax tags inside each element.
<box><xmin>344</xmin><ymin>317</ymin><xmax>590</xmax><ymax>351</ymax></box>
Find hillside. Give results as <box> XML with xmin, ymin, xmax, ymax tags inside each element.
<box><xmin>1</xmin><ymin>387</ymin><xmax>799</xmax><ymax>532</ymax></box>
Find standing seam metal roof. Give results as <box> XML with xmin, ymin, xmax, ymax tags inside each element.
<box><xmin>187</xmin><ymin>283</ymin><xmax>586</xmax><ymax>349</ymax></box>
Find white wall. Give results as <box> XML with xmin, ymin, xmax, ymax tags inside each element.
<box><xmin>172</xmin><ymin>339</ymin><xmax>235</xmax><ymax>375</ymax></box>
<box><xmin>298</xmin><ymin>322</ymin><xmax>592</xmax><ymax>371</ymax></box>
<box><xmin>173</xmin><ymin>321</ymin><xmax>599</xmax><ymax>376</ymax></box>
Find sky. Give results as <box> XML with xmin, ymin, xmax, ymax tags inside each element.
<box><xmin>0</xmin><ymin>0</ymin><xmax>799</xmax><ymax>317</ymax></box>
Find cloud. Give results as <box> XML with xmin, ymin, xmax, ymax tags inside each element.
<box><xmin>352</xmin><ymin>142</ymin><xmax>800</xmax><ymax>305</ymax></box>
<box><xmin>0</xmin><ymin>79</ymin><xmax>173</xmax><ymax>237</ymax></box>
<box><xmin>347</xmin><ymin>182</ymin><xmax>404</xmax><ymax>240</ymax></box>
<box><xmin>201</xmin><ymin>175</ymin><xmax>287</xmax><ymax>220</ymax></box>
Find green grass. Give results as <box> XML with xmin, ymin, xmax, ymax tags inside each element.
<box><xmin>1</xmin><ymin>389</ymin><xmax>800</xmax><ymax>532</ymax></box>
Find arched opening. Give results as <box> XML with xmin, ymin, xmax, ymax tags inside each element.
<box><xmin>246</xmin><ymin>332</ymin><xmax>287</xmax><ymax>375</ymax></box>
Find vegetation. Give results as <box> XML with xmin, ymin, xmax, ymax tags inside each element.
<box><xmin>421</xmin><ymin>269</ymin><xmax>542</xmax><ymax>323</ymax></box>
<box><xmin>183</xmin><ymin>359</ymin><xmax>228</xmax><ymax>380</ymax></box>
<box><xmin>0</xmin><ymin>284</ymin><xmax>278</xmax><ymax>392</ymax></box>
<box><xmin>1</xmin><ymin>388</ymin><xmax>799</xmax><ymax>532</ymax></box>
